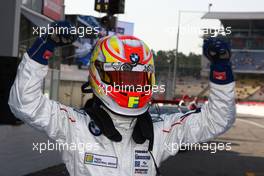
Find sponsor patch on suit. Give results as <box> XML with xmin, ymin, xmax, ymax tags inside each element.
<box><xmin>134</xmin><ymin>150</ymin><xmax>151</xmax><ymax>175</ymax></box>
<box><xmin>84</xmin><ymin>153</ymin><xmax>118</xmax><ymax>168</ymax></box>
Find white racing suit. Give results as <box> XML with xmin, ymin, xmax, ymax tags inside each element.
<box><xmin>9</xmin><ymin>53</ymin><xmax>236</xmax><ymax>176</ymax></box>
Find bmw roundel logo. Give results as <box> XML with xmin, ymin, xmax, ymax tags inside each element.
<box><xmin>130</xmin><ymin>53</ymin><xmax>140</xmax><ymax>63</ymax></box>
<box><xmin>88</xmin><ymin>121</ymin><xmax>102</xmax><ymax>136</ymax></box>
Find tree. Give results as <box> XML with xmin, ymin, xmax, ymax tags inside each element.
<box><xmin>154</xmin><ymin>50</ymin><xmax>201</xmax><ymax>77</ymax></box>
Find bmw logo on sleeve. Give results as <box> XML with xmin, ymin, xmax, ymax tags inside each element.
<box><xmin>89</xmin><ymin>121</ymin><xmax>102</xmax><ymax>136</ymax></box>
<box><xmin>130</xmin><ymin>53</ymin><xmax>140</xmax><ymax>63</ymax></box>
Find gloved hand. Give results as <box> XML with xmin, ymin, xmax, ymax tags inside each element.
<box><xmin>203</xmin><ymin>37</ymin><xmax>234</xmax><ymax>84</ymax></box>
<box><xmin>27</xmin><ymin>21</ymin><xmax>77</xmax><ymax>65</ymax></box>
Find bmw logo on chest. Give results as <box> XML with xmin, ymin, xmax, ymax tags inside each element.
<box><xmin>130</xmin><ymin>53</ymin><xmax>140</xmax><ymax>63</ymax></box>
<box><xmin>88</xmin><ymin>120</ymin><xmax>102</xmax><ymax>136</ymax></box>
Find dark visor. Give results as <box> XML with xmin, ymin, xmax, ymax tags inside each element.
<box><xmin>95</xmin><ymin>61</ymin><xmax>152</xmax><ymax>87</ymax></box>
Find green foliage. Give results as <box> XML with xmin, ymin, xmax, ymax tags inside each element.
<box><xmin>153</xmin><ymin>50</ymin><xmax>201</xmax><ymax>77</ymax></box>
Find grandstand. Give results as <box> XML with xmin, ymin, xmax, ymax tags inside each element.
<box><xmin>202</xmin><ymin>12</ymin><xmax>264</xmax><ymax>73</ymax></box>
<box><xmin>232</xmin><ymin>51</ymin><xmax>264</xmax><ymax>73</ymax></box>
<box><xmin>201</xmin><ymin>12</ymin><xmax>264</xmax><ymax>101</ymax></box>
<box><xmin>153</xmin><ymin>12</ymin><xmax>264</xmax><ymax>102</ymax></box>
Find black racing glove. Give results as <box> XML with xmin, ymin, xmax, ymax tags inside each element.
<box><xmin>203</xmin><ymin>36</ymin><xmax>234</xmax><ymax>84</ymax></box>
<box><xmin>27</xmin><ymin>21</ymin><xmax>77</xmax><ymax>65</ymax></box>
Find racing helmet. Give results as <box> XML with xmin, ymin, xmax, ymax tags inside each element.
<box><xmin>89</xmin><ymin>35</ymin><xmax>155</xmax><ymax>116</ymax></box>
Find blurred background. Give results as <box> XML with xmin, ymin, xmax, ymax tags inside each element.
<box><xmin>0</xmin><ymin>0</ymin><xmax>264</xmax><ymax>175</ymax></box>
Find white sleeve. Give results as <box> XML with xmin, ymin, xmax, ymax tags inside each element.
<box><xmin>161</xmin><ymin>82</ymin><xmax>236</xmax><ymax>155</ymax></box>
<box><xmin>8</xmin><ymin>53</ymin><xmax>72</xmax><ymax>142</ymax></box>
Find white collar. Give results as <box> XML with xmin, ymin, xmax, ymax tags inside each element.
<box><xmin>102</xmin><ymin>106</ymin><xmax>137</xmax><ymax>130</ymax></box>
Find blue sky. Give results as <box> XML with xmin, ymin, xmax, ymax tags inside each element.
<box><xmin>65</xmin><ymin>0</ymin><xmax>264</xmax><ymax>54</ymax></box>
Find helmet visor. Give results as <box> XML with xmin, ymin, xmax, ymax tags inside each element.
<box><xmin>105</xmin><ymin>71</ymin><xmax>152</xmax><ymax>87</ymax></box>
<box><xmin>96</xmin><ymin>61</ymin><xmax>154</xmax><ymax>85</ymax></box>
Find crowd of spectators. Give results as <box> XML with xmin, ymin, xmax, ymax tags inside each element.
<box><xmin>231</xmin><ymin>51</ymin><xmax>264</xmax><ymax>71</ymax></box>
<box><xmin>205</xmin><ymin>51</ymin><xmax>264</xmax><ymax>71</ymax></box>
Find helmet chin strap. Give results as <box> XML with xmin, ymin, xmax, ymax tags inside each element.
<box><xmin>83</xmin><ymin>96</ymin><xmax>154</xmax><ymax>151</ymax></box>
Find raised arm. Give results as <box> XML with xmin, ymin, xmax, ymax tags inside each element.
<box><xmin>161</xmin><ymin>37</ymin><xmax>236</xmax><ymax>154</ymax></box>
<box><xmin>8</xmin><ymin>21</ymin><xmax>77</xmax><ymax>141</ymax></box>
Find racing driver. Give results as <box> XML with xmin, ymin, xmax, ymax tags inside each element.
<box><xmin>9</xmin><ymin>21</ymin><xmax>236</xmax><ymax>176</ymax></box>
